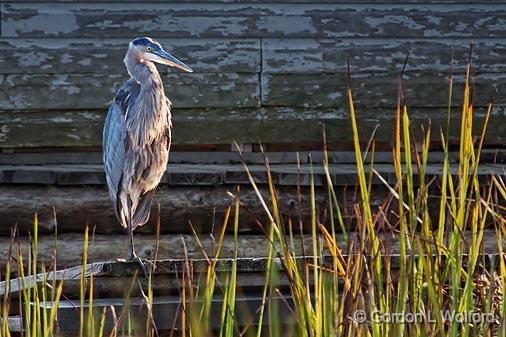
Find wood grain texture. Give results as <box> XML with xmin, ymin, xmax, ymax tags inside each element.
<box><xmin>262</xmin><ymin>38</ymin><xmax>506</xmax><ymax>73</ymax></box>
<box><xmin>3</xmin><ymin>3</ymin><xmax>506</xmax><ymax>38</ymax></box>
<box><xmin>261</xmin><ymin>72</ymin><xmax>503</xmax><ymax>107</ymax></box>
<box><xmin>0</xmin><ymin>231</ymin><xmax>501</xmax><ymax>272</ymax></box>
<box><xmin>3</xmin><ymin>0</ymin><xmax>499</xmax><ymax>3</ymax></box>
<box><xmin>0</xmin><ymin>38</ymin><xmax>260</xmax><ymax>74</ymax></box>
<box><xmin>0</xmin><ymin>162</ymin><xmax>503</xmax><ymax>186</ymax></box>
<box><xmin>2</xmin><ymin>150</ymin><xmax>503</xmax><ymax>165</ymax></box>
<box><xmin>9</xmin><ymin>70</ymin><xmax>503</xmax><ymax>111</ymax></box>
<box><xmin>0</xmin><ymin>233</ymin><xmax>322</xmax><ymax>269</ymax></box>
<box><xmin>0</xmin><ymin>73</ymin><xmax>260</xmax><ymax>109</ymax></box>
<box><xmin>1</xmin><ymin>107</ymin><xmax>504</xmax><ymax>148</ymax></box>
<box><xmin>0</xmin><ymin>184</ymin><xmax>340</xmax><ymax>234</ymax></box>
<box><xmin>0</xmin><ymin>164</ymin><xmax>501</xmax><ymax>233</ymax></box>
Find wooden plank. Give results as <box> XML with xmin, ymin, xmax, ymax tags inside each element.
<box><xmin>3</xmin><ymin>71</ymin><xmax>502</xmax><ymax>111</ymax></box>
<box><xmin>0</xmin><ymin>38</ymin><xmax>260</xmax><ymax>74</ymax></box>
<box><xmin>0</xmin><ymin>231</ymin><xmax>501</xmax><ymax>298</ymax></box>
<box><xmin>0</xmin><ymin>162</ymin><xmax>503</xmax><ymax>234</ymax></box>
<box><xmin>45</xmin><ymin>295</ymin><xmax>289</xmax><ymax>333</ymax></box>
<box><xmin>3</xmin><ymin>0</ymin><xmax>499</xmax><ymax>3</ymax></box>
<box><xmin>0</xmin><ymin>231</ymin><xmax>502</xmax><ymax>272</ymax></box>
<box><xmin>0</xmin><ymin>184</ymin><xmax>340</xmax><ymax>234</ymax></box>
<box><xmin>0</xmin><ymin>262</ymin><xmax>105</xmax><ymax>295</ymax></box>
<box><xmin>44</xmin><ymin>274</ymin><xmax>289</xmax><ymax>301</ymax></box>
<box><xmin>3</xmin><ymin>3</ymin><xmax>506</xmax><ymax>38</ymax></box>
<box><xmin>0</xmin><ymin>73</ymin><xmax>259</xmax><ymax>110</ymax></box>
<box><xmin>1</xmin><ymin>150</ymin><xmax>504</xmax><ymax>165</ymax></box>
<box><xmin>1</xmin><ymin>317</ymin><xmax>21</xmax><ymax>333</ymax></box>
<box><xmin>1</xmin><ymin>107</ymin><xmax>504</xmax><ymax>148</ymax></box>
<box><xmin>0</xmin><ymin>233</ymin><xmax>324</xmax><ymax>269</ymax></box>
<box><xmin>262</xmin><ymin>38</ymin><xmax>506</xmax><ymax>74</ymax></box>
<box><xmin>261</xmin><ymin>72</ymin><xmax>504</xmax><ymax>108</ymax></box>
<box><xmin>0</xmin><ymin>162</ymin><xmax>504</xmax><ymax>186</ymax></box>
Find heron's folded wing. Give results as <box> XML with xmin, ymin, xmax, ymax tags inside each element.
<box><xmin>103</xmin><ymin>99</ymin><xmax>128</xmax><ymax>223</ymax></box>
<box><xmin>132</xmin><ymin>188</ymin><xmax>156</xmax><ymax>230</ymax></box>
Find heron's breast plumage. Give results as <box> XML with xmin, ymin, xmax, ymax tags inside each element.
<box><xmin>123</xmin><ymin>64</ymin><xmax>172</xmax><ymax>198</ymax></box>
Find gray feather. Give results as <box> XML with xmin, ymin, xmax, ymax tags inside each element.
<box><xmin>103</xmin><ymin>88</ymin><xmax>129</xmax><ymax>227</ymax></box>
<box><xmin>103</xmin><ymin>63</ymin><xmax>171</xmax><ymax>231</ymax></box>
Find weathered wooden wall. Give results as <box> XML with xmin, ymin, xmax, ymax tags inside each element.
<box><xmin>1</xmin><ymin>1</ymin><xmax>506</xmax><ymax>148</ymax></box>
<box><xmin>0</xmin><ymin>1</ymin><xmax>505</xmax><ymax>235</ymax></box>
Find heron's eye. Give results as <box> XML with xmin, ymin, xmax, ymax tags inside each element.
<box><xmin>146</xmin><ymin>47</ymin><xmax>153</xmax><ymax>52</ymax></box>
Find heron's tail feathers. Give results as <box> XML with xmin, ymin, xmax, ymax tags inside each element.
<box><xmin>131</xmin><ymin>188</ymin><xmax>156</xmax><ymax>230</ymax></box>
<box><xmin>116</xmin><ymin>189</ymin><xmax>156</xmax><ymax>231</ymax></box>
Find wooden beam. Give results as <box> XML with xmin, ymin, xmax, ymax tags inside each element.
<box><xmin>261</xmin><ymin>72</ymin><xmax>505</xmax><ymax>108</ymax></box>
<box><xmin>0</xmin><ymin>184</ymin><xmax>336</xmax><ymax>234</ymax></box>
<box><xmin>2</xmin><ymin>0</ymin><xmax>491</xmax><ymax>3</ymax></box>
<box><xmin>3</xmin><ymin>3</ymin><xmax>506</xmax><ymax>38</ymax></box>
<box><xmin>0</xmin><ymin>73</ymin><xmax>259</xmax><ymax>110</ymax></box>
<box><xmin>0</xmin><ymin>162</ymin><xmax>503</xmax><ymax>186</ymax></box>
<box><xmin>1</xmin><ymin>107</ymin><xmax>504</xmax><ymax>148</ymax></box>
<box><xmin>0</xmin><ymin>72</ymin><xmax>503</xmax><ymax>111</ymax></box>
<box><xmin>40</xmin><ymin>295</ymin><xmax>292</xmax><ymax>334</ymax></box>
<box><xmin>1</xmin><ymin>150</ymin><xmax>504</xmax><ymax>165</ymax></box>
<box><xmin>0</xmin><ymin>231</ymin><xmax>502</xmax><ymax>277</ymax></box>
<box><xmin>0</xmin><ymin>0</ymin><xmax>496</xmax><ymax>3</ymax></box>
<box><xmin>0</xmin><ymin>38</ymin><xmax>260</xmax><ymax>74</ymax></box>
<box><xmin>0</xmin><ymin>262</ymin><xmax>105</xmax><ymax>295</ymax></box>
<box><xmin>262</xmin><ymin>38</ymin><xmax>506</xmax><ymax>74</ymax></box>
<box><xmin>0</xmin><ymin>160</ymin><xmax>503</xmax><ymax>234</ymax></box>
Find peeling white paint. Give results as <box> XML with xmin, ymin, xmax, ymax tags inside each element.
<box><xmin>60</xmin><ymin>53</ymin><xmax>73</xmax><ymax>64</ymax></box>
<box><xmin>67</xmin><ymin>134</ymin><xmax>81</xmax><ymax>141</ymax></box>
<box><xmin>3</xmin><ymin>9</ymin><xmax>78</xmax><ymax>36</ymax></box>
<box><xmin>327</xmin><ymin>92</ymin><xmax>340</xmax><ymax>101</ymax></box>
<box><xmin>77</xmin><ymin>58</ymin><xmax>91</xmax><ymax>66</ymax></box>
<box><xmin>0</xmin><ymin>125</ymin><xmax>10</xmax><ymax>142</ymax></box>
<box><xmin>15</xmin><ymin>51</ymin><xmax>50</xmax><ymax>67</ymax></box>
<box><xmin>50</xmin><ymin>117</ymin><xmax>74</xmax><ymax>123</ymax></box>
<box><xmin>259</xmin><ymin>16</ymin><xmax>316</xmax><ymax>35</ymax></box>
<box><xmin>79</xmin><ymin>112</ymin><xmax>101</xmax><ymax>120</ymax></box>
<box><xmin>9</xmin><ymin>94</ymin><xmax>26</xmax><ymax>109</ymax></box>
<box><xmin>365</xmin><ymin>15</ymin><xmax>425</xmax><ymax>32</ymax></box>
<box><xmin>61</xmin><ymin>86</ymin><xmax>81</xmax><ymax>95</ymax></box>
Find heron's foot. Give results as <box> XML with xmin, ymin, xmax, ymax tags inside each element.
<box><xmin>126</xmin><ymin>254</ymin><xmax>153</xmax><ymax>276</ymax></box>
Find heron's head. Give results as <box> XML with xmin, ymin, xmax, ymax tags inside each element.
<box><xmin>129</xmin><ymin>37</ymin><xmax>193</xmax><ymax>72</ymax></box>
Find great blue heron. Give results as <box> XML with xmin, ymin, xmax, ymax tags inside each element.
<box><xmin>103</xmin><ymin>37</ymin><xmax>192</xmax><ymax>270</ymax></box>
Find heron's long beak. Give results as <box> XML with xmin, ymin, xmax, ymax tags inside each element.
<box><xmin>152</xmin><ymin>49</ymin><xmax>193</xmax><ymax>72</ymax></box>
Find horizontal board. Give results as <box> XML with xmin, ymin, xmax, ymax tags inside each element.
<box><xmin>0</xmin><ymin>162</ymin><xmax>503</xmax><ymax>186</ymax></box>
<box><xmin>0</xmin><ymin>38</ymin><xmax>260</xmax><ymax>74</ymax></box>
<box><xmin>3</xmin><ymin>3</ymin><xmax>506</xmax><ymax>38</ymax></box>
<box><xmin>262</xmin><ymin>72</ymin><xmax>504</xmax><ymax>107</ymax></box>
<box><xmin>0</xmin><ymin>231</ymin><xmax>500</xmax><ymax>272</ymax></box>
<box><xmin>1</xmin><ymin>107</ymin><xmax>504</xmax><ymax>147</ymax></box>
<box><xmin>0</xmin><ymin>73</ymin><xmax>260</xmax><ymax>109</ymax></box>
<box><xmin>4</xmin><ymin>275</ymin><xmax>290</xmax><ymax>303</ymax></box>
<box><xmin>0</xmin><ymin>179</ymin><xmax>500</xmax><ymax>234</ymax></box>
<box><xmin>0</xmin><ymin>184</ymin><xmax>350</xmax><ymax>234</ymax></box>
<box><xmin>1</xmin><ymin>37</ymin><xmax>500</xmax><ymax>77</ymax></box>
<box><xmin>262</xmin><ymin>38</ymin><xmax>506</xmax><ymax>73</ymax></box>
<box><xmin>2</xmin><ymin>0</ymin><xmax>499</xmax><ymax>3</ymax></box>
<box><xmin>0</xmin><ymin>233</ymin><xmax>323</xmax><ymax>270</ymax></box>
<box><xmin>1</xmin><ymin>150</ymin><xmax>504</xmax><ymax>165</ymax></box>
<box><xmin>1</xmin><ymin>72</ymin><xmax>503</xmax><ymax>111</ymax></box>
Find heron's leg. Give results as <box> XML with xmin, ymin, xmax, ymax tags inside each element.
<box><xmin>128</xmin><ymin>221</ymin><xmax>136</xmax><ymax>259</ymax></box>
<box><xmin>126</xmin><ymin>198</ymin><xmax>149</xmax><ymax>276</ymax></box>
<box><xmin>127</xmin><ymin>197</ymin><xmax>137</xmax><ymax>259</ymax></box>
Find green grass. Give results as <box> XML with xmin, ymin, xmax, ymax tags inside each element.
<box><xmin>0</xmin><ymin>60</ymin><xmax>505</xmax><ymax>337</ymax></box>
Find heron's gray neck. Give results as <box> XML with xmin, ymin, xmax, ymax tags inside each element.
<box><xmin>123</xmin><ymin>48</ymin><xmax>141</xmax><ymax>78</ymax></box>
<box><xmin>124</xmin><ymin>50</ymin><xmax>162</xmax><ymax>87</ymax></box>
